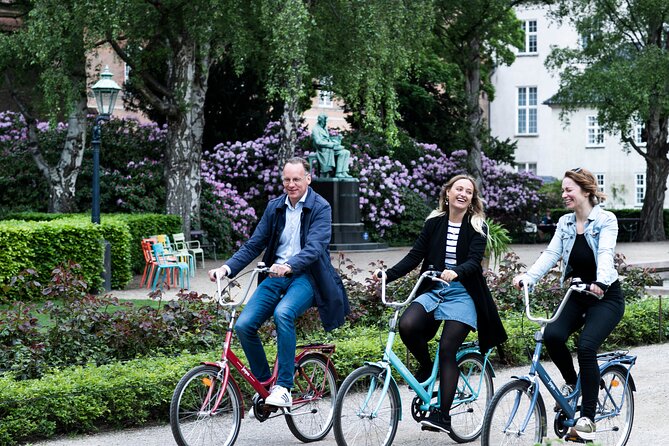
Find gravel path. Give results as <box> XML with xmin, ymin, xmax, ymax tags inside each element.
<box><xmin>32</xmin><ymin>342</ymin><xmax>669</xmax><ymax>446</ymax></box>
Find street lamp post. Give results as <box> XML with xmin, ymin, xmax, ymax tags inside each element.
<box><xmin>90</xmin><ymin>67</ymin><xmax>121</xmax><ymax>292</ymax></box>
<box><xmin>90</xmin><ymin>66</ymin><xmax>121</xmax><ymax>224</ymax></box>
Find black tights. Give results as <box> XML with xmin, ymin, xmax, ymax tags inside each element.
<box><xmin>398</xmin><ymin>302</ymin><xmax>472</xmax><ymax>417</ymax></box>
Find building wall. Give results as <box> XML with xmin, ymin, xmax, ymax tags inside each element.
<box><xmin>488</xmin><ymin>5</ymin><xmax>668</xmax><ymax>209</ymax></box>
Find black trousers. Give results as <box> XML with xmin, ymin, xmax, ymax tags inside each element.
<box><xmin>543</xmin><ymin>280</ymin><xmax>624</xmax><ymax>420</ymax></box>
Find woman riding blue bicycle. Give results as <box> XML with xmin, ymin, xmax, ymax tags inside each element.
<box><xmin>513</xmin><ymin>167</ymin><xmax>625</xmax><ymax>441</ymax></box>
<box><xmin>375</xmin><ymin>174</ymin><xmax>507</xmax><ymax>434</ymax></box>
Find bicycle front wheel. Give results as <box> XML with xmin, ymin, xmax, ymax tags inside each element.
<box><xmin>594</xmin><ymin>365</ymin><xmax>634</xmax><ymax>446</ymax></box>
<box><xmin>286</xmin><ymin>353</ymin><xmax>337</xmax><ymax>442</ymax></box>
<box><xmin>481</xmin><ymin>379</ymin><xmax>547</xmax><ymax>446</ymax></box>
<box><xmin>333</xmin><ymin>365</ymin><xmax>401</xmax><ymax>446</ymax></box>
<box><xmin>449</xmin><ymin>352</ymin><xmax>494</xmax><ymax>443</ymax></box>
<box><xmin>170</xmin><ymin>364</ymin><xmax>242</xmax><ymax>446</ymax></box>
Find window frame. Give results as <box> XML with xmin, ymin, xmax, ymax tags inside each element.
<box><xmin>520</xmin><ymin>19</ymin><xmax>538</xmax><ymax>55</ymax></box>
<box><xmin>517</xmin><ymin>86</ymin><xmax>538</xmax><ymax>135</ymax></box>
<box><xmin>635</xmin><ymin>173</ymin><xmax>645</xmax><ymax>206</ymax></box>
<box><xmin>586</xmin><ymin>115</ymin><xmax>605</xmax><ymax>148</ymax></box>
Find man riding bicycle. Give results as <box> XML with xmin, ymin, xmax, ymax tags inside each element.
<box><xmin>208</xmin><ymin>157</ymin><xmax>349</xmax><ymax>407</ymax></box>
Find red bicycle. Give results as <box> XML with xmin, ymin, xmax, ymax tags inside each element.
<box><xmin>169</xmin><ymin>262</ymin><xmax>338</xmax><ymax>446</ymax></box>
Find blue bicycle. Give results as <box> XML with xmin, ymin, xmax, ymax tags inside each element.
<box><xmin>333</xmin><ymin>270</ymin><xmax>495</xmax><ymax>445</ymax></box>
<box><xmin>481</xmin><ymin>279</ymin><xmax>636</xmax><ymax>446</ymax></box>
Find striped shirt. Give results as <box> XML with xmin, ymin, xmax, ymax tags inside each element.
<box><xmin>444</xmin><ymin>220</ymin><xmax>461</xmax><ymax>267</ymax></box>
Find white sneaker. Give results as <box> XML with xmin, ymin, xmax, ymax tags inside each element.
<box><xmin>265</xmin><ymin>385</ymin><xmax>292</xmax><ymax>407</ymax></box>
<box><xmin>248</xmin><ymin>392</ymin><xmax>260</xmax><ymax>419</ymax></box>
<box><xmin>574</xmin><ymin>417</ymin><xmax>596</xmax><ymax>440</ymax></box>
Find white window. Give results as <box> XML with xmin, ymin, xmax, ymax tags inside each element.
<box><xmin>124</xmin><ymin>63</ymin><xmax>131</xmax><ymax>82</ymax></box>
<box><xmin>521</xmin><ymin>20</ymin><xmax>538</xmax><ymax>54</ymax></box>
<box><xmin>517</xmin><ymin>87</ymin><xmax>538</xmax><ymax>135</ymax></box>
<box><xmin>633</xmin><ymin>121</ymin><xmax>646</xmax><ymax>145</ymax></box>
<box><xmin>586</xmin><ymin>115</ymin><xmax>604</xmax><ymax>147</ymax></box>
<box><xmin>317</xmin><ymin>89</ymin><xmax>333</xmax><ymax>108</ymax></box>
<box><xmin>516</xmin><ymin>162</ymin><xmax>537</xmax><ymax>174</ymax></box>
<box><xmin>635</xmin><ymin>173</ymin><xmax>645</xmax><ymax>206</ymax></box>
<box><xmin>595</xmin><ymin>173</ymin><xmax>605</xmax><ymax>193</ymax></box>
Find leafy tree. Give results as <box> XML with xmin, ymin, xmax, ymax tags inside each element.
<box><xmin>306</xmin><ymin>0</ymin><xmax>434</xmax><ymax>145</ymax></box>
<box><xmin>546</xmin><ymin>0</ymin><xmax>669</xmax><ymax>241</ymax></box>
<box><xmin>431</xmin><ymin>0</ymin><xmax>531</xmax><ymax>188</ymax></box>
<box><xmin>0</xmin><ymin>0</ymin><xmax>90</xmax><ymax>213</ymax></box>
<box><xmin>92</xmin><ymin>0</ymin><xmax>254</xmax><ymax>236</ymax></box>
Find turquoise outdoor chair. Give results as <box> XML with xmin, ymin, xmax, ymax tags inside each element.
<box><xmin>151</xmin><ymin>242</ymin><xmax>190</xmax><ymax>290</ymax></box>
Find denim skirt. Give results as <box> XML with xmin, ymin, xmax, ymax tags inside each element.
<box><xmin>414</xmin><ymin>281</ymin><xmax>477</xmax><ymax>330</ymax></box>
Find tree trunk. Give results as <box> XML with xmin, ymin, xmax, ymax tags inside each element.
<box><xmin>27</xmin><ymin>96</ymin><xmax>87</xmax><ymax>213</ymax></box>
<box><xmin>464</xmin><ymin>37</ymin><xmax>484</xmax><ymax>192</ymax></box>
<box><xmin>278</xmin><ymin>95</ymin><xmax>300</xmax><ymax>168</ymax></box>
<box><xmin>636</xmin><ymin>114</ymin><xmax>669</xmax><ymax>241</ymax></box>
<box><xmin>164</xmin><ymin>40</ymin><xmax>210</xmax><ymax>239</ymax></box>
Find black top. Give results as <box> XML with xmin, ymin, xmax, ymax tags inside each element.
<box><xmin>567</xmin><ymin>234</ymin><xmax>597</xmax><ymax>283</ymax></box>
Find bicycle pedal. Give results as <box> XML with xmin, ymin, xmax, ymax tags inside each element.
<box><xmin>421</xmin><ymin>425</ymin><xmax>441</xmax><ymax>433</ymax></box>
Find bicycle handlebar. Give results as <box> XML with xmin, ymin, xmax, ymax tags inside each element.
<box><xmin>215</xmin><ymin>262</ymin><xmax>270</xmax><ymax>308</ymax></box>
<box><xmin>377</xmin><ymin>269</ymin><xmax>449</xmax><ymax>308</ymax></box>
<box><xmin>521</xmin><ymin>277</ymin><xmax>599</xmax><ymax>324</ymax></box>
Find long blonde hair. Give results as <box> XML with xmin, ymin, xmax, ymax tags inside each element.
<box><xmin>427</xmin><ymin>175</ymin><xmax>487</xmax><ymax>236</ymax></box>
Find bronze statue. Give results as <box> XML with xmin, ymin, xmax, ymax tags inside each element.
<box><xmin>311</xmin><ymin>114</ymin><xmax>351</xmax><ymax>178</ymax></box>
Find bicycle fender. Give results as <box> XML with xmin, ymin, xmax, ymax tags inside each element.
<box><xmin>199</xmin><ymin>362</ymin><xmax>247</xmax><ymax>417</ymax></box>
<box><xmin>602</xmin><ymin>364</ymin><xmax>637</xmax><ymax>392</ymax></box>
<box><xmin>362</xmin><ymin>361</ymin><xmax>403</xmax><ymax>418</ymax></box>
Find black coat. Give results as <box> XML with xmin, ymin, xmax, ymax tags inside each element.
<box><xmin>385</xmin><ymin>213</ymin><xmax>507</xmax><ymax>353</ymax></box>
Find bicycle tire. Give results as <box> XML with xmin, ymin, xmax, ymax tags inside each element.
<box><xmin>170</xmin><ymin>364</ymin><xmax>242</xmax><ymax>446</ymax></box>
<box><xmin>333</xmin><ymin>365</ymin><xmax>401</xmax><ymax>446</ymax></box>
<box><xmin>285</xmin><ymin>353</ymin><xmax>337</xmax><ymax>442</ymax></box>
<box><xmin>594</xmin><ymin>365</ymin><xmax>634</xmax><ymax>446</ymax></box>
<box><xmin>448</xmin><ymin>352</ymin><xmax>495</xmax><ymax>443</ymax></box>
<box><xmin>481</xmin><ymin>379</ymin><xmax>547</xmax><ymax>446</ymax></box>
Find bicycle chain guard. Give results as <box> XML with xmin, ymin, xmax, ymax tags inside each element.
<box><xmin>411</xmin><ymin>396</ymin><xmax>427</xmax><ymax>422</ymax></box>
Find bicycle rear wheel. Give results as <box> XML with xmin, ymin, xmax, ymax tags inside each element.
<box><xmin>481</xmin><ymin>379</ymin><xmax>547</xmax><ymax>446</ymax></box>
<box><xmin>170</xmin><ymin>364</ymin><xmax>242</xmax><ymax>446</ymax></box>
<box><xmin>594</xmin><ymin>365</ymin><xmax>634</xmax><ymax>446</ymax></box>
<box><xmin>285</xmin><ymin>353</ymin><xmax>337</xmax><ymax>442</ymax></box>
<box><xmin>449</xmin><ymin>352</ymin><xmax>494</xmax><ymax>443</ymax></box>
<box><xmin>333</xmin><ymin>365</ymin><xmax>401</xmax><ymax>446</ymax></box>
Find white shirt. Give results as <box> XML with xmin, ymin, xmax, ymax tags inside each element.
<box><xmin>275</xmin><ymin>190</ymin><xmax>308</xmax><ymax>265</ymax></box>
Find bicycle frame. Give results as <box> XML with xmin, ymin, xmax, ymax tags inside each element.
<box><xmin>364</xmin><ymin>270</ymin><xmax>493</xmax><ymax>418</ymax></box>
<box><xmin>200</xmin><ymin>263</ymin><xmax>336</xmax><ymax>416</ymax></box>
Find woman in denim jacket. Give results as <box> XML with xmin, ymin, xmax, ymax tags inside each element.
<box><xmin>513</xmin><ymin>168</ymin><xmax>624</xmax><ymax>441</ymax></box>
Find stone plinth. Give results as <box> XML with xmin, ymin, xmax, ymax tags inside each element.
<box><xmin>311</xmin><ymin>178</ymin><xmax>387</xmax><ymax>251</ymax></box>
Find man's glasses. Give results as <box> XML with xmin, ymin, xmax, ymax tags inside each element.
<box><xmin>282</xmin><ymin>176</ymin><xmax>308</xmax><ymax>185</ymax></box>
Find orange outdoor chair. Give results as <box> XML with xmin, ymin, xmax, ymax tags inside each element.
<box><xmin>140</xmin><ymin>238</ymin><xmax>162</xmax><ymax>288</ymax></box>
<box><xmin>151</xmin><ymin>242</ymin><xmax>190</xmax><ymax>290</ymax></box>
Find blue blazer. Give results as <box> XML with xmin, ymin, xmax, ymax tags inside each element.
<box><xmin>224</xmin><ymin>187</ymin><xmax>349</xmax><ymax>331</ymax></box>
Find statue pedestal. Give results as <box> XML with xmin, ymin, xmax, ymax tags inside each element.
<box><xmin>311</xmin><ymin>179</ymin><xmax>387</xmax><ymax>251</ymax></box>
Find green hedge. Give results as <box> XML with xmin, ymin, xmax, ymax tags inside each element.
<box><xmin>0</xmin><ymin>296</ymin><xmax>665</xmax><ymax>444</ymax></box>
<box><xmin>0</xmin><ymin>213</ymin><xmax>182</xmax><ymax>298</ymax></box>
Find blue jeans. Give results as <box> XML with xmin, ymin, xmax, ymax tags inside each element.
<box><xmin>235</xmin><ymin>274</ymin><xmax>314</xmax><ymax>389</ymax></box>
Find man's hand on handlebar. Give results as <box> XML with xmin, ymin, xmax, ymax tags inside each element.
<box><xmin>269</xmin><ymin>263</ymin><xmax>292</xmax><ymax>277</ymax></box>
<box><xmin>208</xmin><ymin>266</ymin><xmax>229</xmax><ymax>282</ymax></box>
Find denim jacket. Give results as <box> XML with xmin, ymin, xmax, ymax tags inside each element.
<box><xmin>521</xmin><ymin>205</ymin><xmax>618</xmax><ymax>295</ymax></box>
